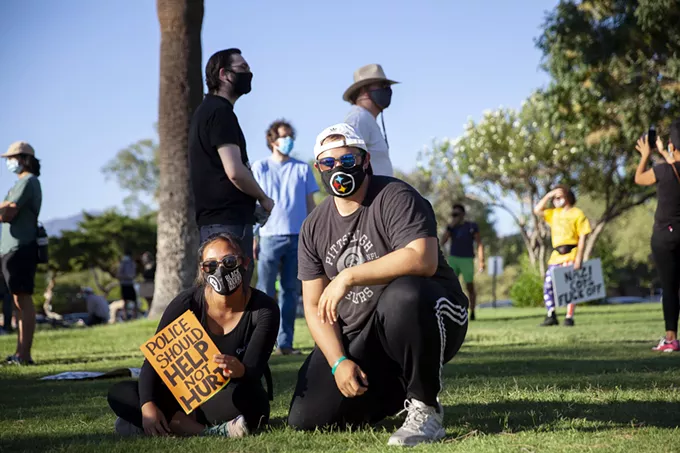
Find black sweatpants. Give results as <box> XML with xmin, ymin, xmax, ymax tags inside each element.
<box><xmin>652</xmin><ymin>228</ymin><xmax>680</xmax><ymax>332</ymax></box>
<box><xmin>287</xmin><ymin>276</ymin><xmax>468</xmax><ymax>430</ymax></box>
<box><xmin>108</xmin><ymin>378</ymin><xmax>270</xmax><ymax>432</ymax></box>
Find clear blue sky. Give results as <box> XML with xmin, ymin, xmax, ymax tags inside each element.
<box><xmin>0</xmin><ymin>0</ymin><xmax>557</xmax><ymax>236</ymax></box>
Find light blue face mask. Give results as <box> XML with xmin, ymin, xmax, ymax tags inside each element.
<box><xmin>277</xmin><ymin>136</ymin><xmax>294</xmax><ymax>155</ymax></box>
<box><xmin>6</xmin><ymin>158</ymin><xmax>21</xmax><ymax>174</ymax></box>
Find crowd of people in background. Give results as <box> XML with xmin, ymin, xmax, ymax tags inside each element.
<box><xmin>4</xmin><ymin>45</ymin><xmax>680</xmax><ymax>447</ymax></box>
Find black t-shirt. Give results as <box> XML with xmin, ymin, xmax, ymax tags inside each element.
<box><xmin>653</xmin><ymin>162</ymin><xmax>680</xmax><ymax>230</ymax></box>
<box><xmin>138</xmin><ymin>286</ymin><xmax>279</xmax><ymax>406</ymax></box>
<box><xmin>298</xmin><ymin>176</ymin><xmax>467</xmax><ymax>335</ymax></box>
<box><xmin>189</xmin><ymin>94</ymin><xmax>256</xmax><ymax>226</ymax></box>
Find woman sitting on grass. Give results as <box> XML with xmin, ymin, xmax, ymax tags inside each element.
<box><xmin>107</xmin><ymin>233</ymin><xmax>280</xmax><ymax>437</ymax></box>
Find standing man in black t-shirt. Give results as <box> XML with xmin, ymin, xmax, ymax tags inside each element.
<box><xmin>287</xmin><ymin>123</ymin><xmax>469</xmax><ymax>447</ymax></box>
<box><xmin>189</xmin><ymin>48</ymin><xmax>274</xmax><ymax>264</ymax></box>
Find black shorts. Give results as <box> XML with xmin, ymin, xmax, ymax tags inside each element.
<box><xmin>1</xmin><ymin>243</ymin><xmax>38</xmax><ymax>295</ymax></box>
<box><xmin>121</xmin><ymin>284</ymin><xmax>137</xmax><ymax>302</ymax></box>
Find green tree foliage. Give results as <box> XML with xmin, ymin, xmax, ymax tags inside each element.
<box><xmin>102</xmin><ymin>131</ymin><xmax>159</xmax><ymax>215</ymax></box>
<box><xmin>537</xmin><ymin>0</ymin><xmax>680</xmax><ymax>257</ymax></box>
<box><xmin>42</xmin><ymin>210</ymin><xmax>157</xmax><ymax>294</ymax></box>
<box><xmin>397</xmin><ymin>161</ymin><xmax>497</xmax><ymax>253</ymax></box>
<box><xmin>420</xmin><ymin>95</ymin><xmax>567</xmax><ymax>274</ymax></box>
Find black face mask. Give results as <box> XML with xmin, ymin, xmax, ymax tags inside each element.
<box><xmin>320</xmin><ymin>164</ymin><xmax>367</xmax><ymax>198</ymax></box>
<box><xmin>369</xmin><ymin>86</ymin><xmax>392</xmax><ymax>110</ymax></box>
<box><xmin>228</xmin><ymin>71</ymin><xmax>253</xmax><ymax>96</ymax></box>
<box><xmin>205</xmin><ymin>265</ymin><xmax>243</xmax><ymax>296</ymax></box>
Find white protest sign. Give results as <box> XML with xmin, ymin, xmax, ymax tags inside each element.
<box><xmin>551</xmin><ymin>259</ymin><xmax>606</xmax><ymax>306</ymax></box>
<box><xmin>487</xmin><ymin>256</ymin><xmax>503</xmax><ymax>276</ymax></box>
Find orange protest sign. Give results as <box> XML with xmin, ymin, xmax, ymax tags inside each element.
<box><xmin>140</xmin><ymin>310</ymin><xmax>229</xmax><ymax>414</ymax></box>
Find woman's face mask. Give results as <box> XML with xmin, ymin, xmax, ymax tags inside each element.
<box><xmin>6</xmin><ymin>158</ymin><xmax>21</xmax><ymax>174</ymax></box>
<box><xmin>202</xmin><ymin>254</ymin><xmax>244</xmax><ymax>296</ymax></box>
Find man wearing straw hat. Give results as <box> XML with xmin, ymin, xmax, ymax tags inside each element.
<box><xmin>343</xmin><ymin>64</ymin><xmax>398</xmax><ymax>177</ymax></box>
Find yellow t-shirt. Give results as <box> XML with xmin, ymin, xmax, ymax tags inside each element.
<box><xmin>544</xmin><ymin>207</ymin><xmax>592</xmax><ymax>265</ymax></box>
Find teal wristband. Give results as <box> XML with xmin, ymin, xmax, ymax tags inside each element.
<box><xmin>331</xmin><ymin>356</ymin><xmax>347</xmax><ymax>375</ymax></box>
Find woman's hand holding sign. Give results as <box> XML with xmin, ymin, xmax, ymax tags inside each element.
<box><xmin>141</xmin><ymin>401</ymin><xmax>170</xmax><ymax>436</ymax></box>
<box><xmin>213</xmin><ymin>354</ymin><xmax>245</xmax><ymax>378</ymax></box>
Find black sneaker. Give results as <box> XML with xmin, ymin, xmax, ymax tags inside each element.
<box><xmin>563</xmin><ymin>317</ymin><xmax>575</xmax><ymax>327</ymax></box>
<box><xmin>539</xmin><ymin>313</ymin><xmax>559</xmax><ymax>326</ymax></box>
<box><xmin>470</xmin><ymin>311</ymin><xmax>476</xmax><ymax>321</ymax></box>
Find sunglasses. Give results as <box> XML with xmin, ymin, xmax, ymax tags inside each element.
<box><xmin>201</xmin><ymin>254</ymin><xmax>241</xmax><ymax>275</ymax></box>
<box><xmin>452</xmin><ymin>212</ymin><xmax>463</xmax><ymax>217</ymax></box>
<box><xmin>316</xmin><ymin>153</ymin><xmax>363</xmax><ymax>173</ymax></box>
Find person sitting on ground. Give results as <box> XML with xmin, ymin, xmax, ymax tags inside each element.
<box><xmin>533</xmin><ymin>184</ymin><xmax>591</xmax><ymax>327</ymax></box>
<box><xmin>287</xmin><ymin>123</ymin><xmax>469</xmax><ymax>447</ymax></box>
<box><xmin>634</xmin><ymin>119</ymin><xmax>680</xmax><ymax>352</ymax></box>
<box><xmin>81</xmin><ymin>287</ymin><xmax>110</xmax><ymax>326</ymax></box>
<box><xmin>107</xmin><ymin>233</ymin><xmax>279</xmax><ymax>438</ymax></box>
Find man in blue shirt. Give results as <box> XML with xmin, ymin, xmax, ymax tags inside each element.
<box><xmin>440</xmin><ymin>204</ymin><xmax>484</xmax><ymax>321</ymax></box>
<box><xmin>253</xmin><ymin>120</ymin><xmax>319</xmax><ymax>355</ymax></box>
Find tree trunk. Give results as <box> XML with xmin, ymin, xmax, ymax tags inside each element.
<box><xmin>150</xmin><ymin>0</ymin><xmax>204</xmax><ymax>318</ymax></box>
<box><xmin>583</xmin><ymin>221</ymin><xmax>607</xmax><ymax>261</ymax></box>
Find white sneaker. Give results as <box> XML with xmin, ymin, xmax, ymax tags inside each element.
<box><xmin>387</xmin><ymin>399</ymin><xmax>446</xmax><ymax>447</ymax></box>
<box><xmin>114</xmin><ymin>417</ymin><xmax>144</xmax><ymax>436</ymax></box>
<box><xmin>202</xmin><ymin>415</ymin><xmax>249</xmax><ymax>438</ymax></box>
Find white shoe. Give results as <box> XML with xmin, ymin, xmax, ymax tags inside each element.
<box><xmin>387</xmin><ymin>399</ymin><xmax>446</xmax><ymax>447</ymax></box>
<box><xmin>202</xmin><ymin>415</ymin><xmax>249</xmax><ymax>438</ymax></box>
<box><xmin>114</xmin><ymin>417</ymin><xmax>144</xmax><ymax>437</ymax></box>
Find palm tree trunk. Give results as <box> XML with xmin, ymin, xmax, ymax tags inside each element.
<box><xmin>150</xmin><ymin>0</ymin><xmax>204</xmax><ymax>318</ymax></box>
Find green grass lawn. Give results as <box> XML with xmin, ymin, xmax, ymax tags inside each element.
<box><xmin>1</xmin><ymin>304</ymin><xmax>679</xmax><ymax>452</ymax></box>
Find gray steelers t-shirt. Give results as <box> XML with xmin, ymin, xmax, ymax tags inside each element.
<box><xmin>298</xmin><ymin>176</ymin><xmax>467</xmax><ymax>335</ymax></box>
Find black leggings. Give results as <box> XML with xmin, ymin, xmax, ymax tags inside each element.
<box><xmin>108</xmin><ymin>378</ymin><xmax>270</xmax><ymax>432</ymax></box>
<box><xmin>287</xmin><ymin>276</ymin><xmax>468</xmax><ymax>430</ymax></box>
<box><xmin>652</xmin><ymin>228</ymin><xmax>680</xmax><ymax>332</ymax></box>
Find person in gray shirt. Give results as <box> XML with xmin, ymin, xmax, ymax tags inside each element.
<box><xmin>0</xmin><ymin>141</ymin><xmax>42</xmax><ymax>365</ymax></box>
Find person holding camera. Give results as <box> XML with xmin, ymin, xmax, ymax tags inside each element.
<box><xmin>634</xmin><ymin>119</ymin><xmax>680</xmax><ymax>352</ymax></box>
<box><xmin>0</xmin><ymin>141</ymin><xmax>42</xmax><ymax>365</ymax></box>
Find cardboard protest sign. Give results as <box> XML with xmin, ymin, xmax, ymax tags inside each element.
<box><xmin>140</xmin><ymin>310</ymin><xmax>229</xmax><ymax>414</ymax></box>
<box><xmin>551</xmin><ymin>259</ymin><xmax>606</xmax><ymax>307</ymax></box>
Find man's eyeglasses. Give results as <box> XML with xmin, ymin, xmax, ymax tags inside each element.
<box><xmin>316</xmin><ymin>153</ymin><xmax>363</xmax><ymax>173</ymax></box>
<box><xmin>452</xmin><ymin>212</ymin><xmax>463</xmax><ymax>218</ymax></box>
<box><xmin>201</xmin><ymin>254</ymin><xmax>241</xmax><ymax>275</ymax></box>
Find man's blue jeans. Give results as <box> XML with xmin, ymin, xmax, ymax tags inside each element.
<box><xmin>256</xmin><ymin>235</ymin><xmax>300</xmax><ymax>350</ymax></box>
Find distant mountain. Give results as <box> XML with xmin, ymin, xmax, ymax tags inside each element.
<box><xmin>42</xmin><ymin>211</ymin><xmax>102</xmax><ymax>237</ymax></box>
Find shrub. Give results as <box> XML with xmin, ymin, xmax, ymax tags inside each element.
<box><xmin>510</xmin><ymin>260</ymin><xmax>544</xmax><ymax>308</ymax></box>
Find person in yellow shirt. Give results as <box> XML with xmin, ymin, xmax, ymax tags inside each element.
<box><xmin>533</xmin><ymin>185</ymin><xmax>591</xmax><ymax>326</ymax></box>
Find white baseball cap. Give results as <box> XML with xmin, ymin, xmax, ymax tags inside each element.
<box><xmin>313</xmin><ymin>123</ymin><xmax>367</xmax><ymax>160</ymax></box>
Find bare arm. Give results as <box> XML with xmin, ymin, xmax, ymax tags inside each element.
<box><xmin>475</xmin><ymin>232</ymin><xmax>485</xmax><ymax>272</ymax></box>
<box><xmin>574</xmin><ymin>233</ymin><xmax>588</xmax><ymax>269</ymax></box>
<box><xmin>439</xmin><ymin>228</ymin><xmax>450</xmax><ymax>247</ymax></box>
<box><xmin>318</xmin><ymin>237</ymin><xmax>439</xmax><ymax>325</ymax></box>
<box><xmin>635</xmin><ymin>136</ymin><xmax>656</xmax><ymax>186</ymax></box>
<box><xmin>343</xmin><ymin>237</ymin><xmax>439</xmax><ymax>287</ymax></box>
<box><xmin>533</xmin><ymin>189</ymin><xmax>559</xmax><ymax>216</ymax></box>
<box><xmin>306</xmin><ymin>193</ymin><xmax>316</xmax><ymax>215</ymax></box>
<box><xmin>302</xmin><ymin>277</ymin><xmax>345</xmax><ymax>367</ymax></box>
<box><xmin>217</xmin><ymin>145</ymin><xmax>269</xmax><ymax>202</ymax></box>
